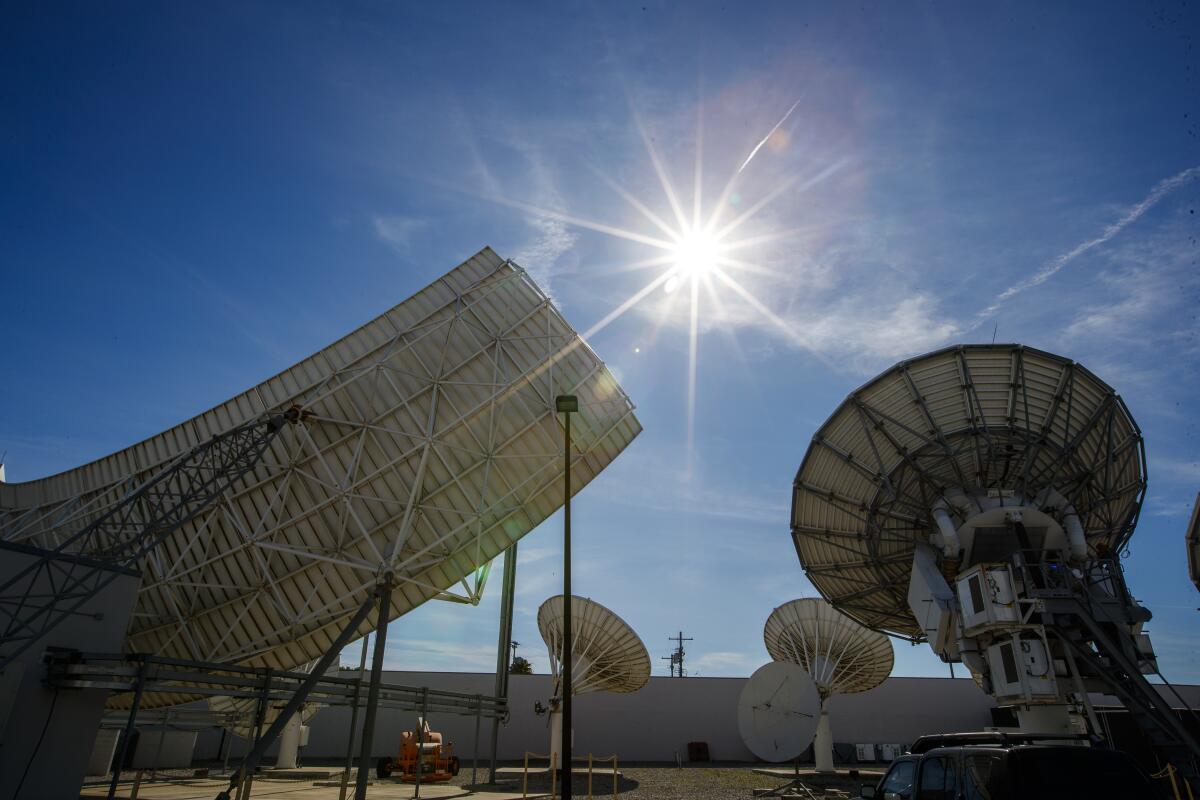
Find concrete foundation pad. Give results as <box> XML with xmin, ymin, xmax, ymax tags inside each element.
<box><xmin>264</xmin><ymin>767</ymin><xmax>343</xmax><ymax>780</ymax></box>
<box><xmin>81</xmin><ymin>777</ymin><xmax>527</xmax><ymax>798</ymax></box>
<box><xmin>752</xmin><ymin>767</ymin><xmax>885</xmax><ymax>779</ymax></box>
<box><xmin>494</xmin><ymin>766</ymin><xmax>622</xmax><ymax>777</ymax></box>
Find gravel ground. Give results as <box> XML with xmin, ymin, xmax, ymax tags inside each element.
<box><xmin>83</xmin><ymin>762</ymin><xmax>871</xmax><ymax>799</ymax></box>
<box><xmin>451</xmin><ymin>764</ymin><xmax>868</xmax><ymax>800</ymax></box>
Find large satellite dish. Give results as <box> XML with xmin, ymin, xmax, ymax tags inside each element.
<box><xmin>537</xmin><ymin>595</ymin><xmax>650</xmax><ymax>697</ymax></box>
<box><xmin>764</xmin><ymin>598</ymin><xmax>892</xmax><ymax>771</ymax></box>
<box><xmin>791</xmin><ymin>343</ymin><xmax>1145</xmax><ymax>639</ymax></box>
<box><xmin>0</xmin><ymin>247</ymin><xmax>641</xmax><ymax>705</ymax></box>
<box><xmin>737</xmin><ymin>661</ymin><xmax>820</xmax><ymax>763</ymax></box>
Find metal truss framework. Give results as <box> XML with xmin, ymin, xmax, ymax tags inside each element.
<box><xmin>0</xmin><ymin>414</ymin><xmax>289</xmax><ymax>670</ymax></box>
<box><xmin>50</xmin><ymin>653</ymin><xmax>506</xmax><ymax>734</ymax></box>
<box><xmin>0</xmin><ymin>249</ymin><xmax>641</xmax><ymax>698</ymax></box>
<box><xmin>791</xmin><ymin>344</ymin><xmax>1146</xmax><ymax>639</ymax></box>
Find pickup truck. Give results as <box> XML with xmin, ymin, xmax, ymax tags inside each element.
<box><xmin>859</xmin><ymin>732</ymin><xmax>1166</xmax><ymax>800</ymax></box>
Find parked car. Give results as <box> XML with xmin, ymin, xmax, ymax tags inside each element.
<box><xmin>859</xmin><ymin>732</ymin><xmax>1166</xmax><ymax>800</ymax></box>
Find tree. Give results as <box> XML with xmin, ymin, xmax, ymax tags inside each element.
<box><xmin>510</xmin><ymin>655</ymin><xmax>533</xmax><ymax>675</ymax></box>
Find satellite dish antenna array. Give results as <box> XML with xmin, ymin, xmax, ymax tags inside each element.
<box><xmin>791</xmin><ymin>343</ymin><xmax>1200</xmax><ymax>779</ymax></box>
<box><xmin>764</xmin><ymin>598</ymin><xmax>892</xmax><ymax>772</ymax></box>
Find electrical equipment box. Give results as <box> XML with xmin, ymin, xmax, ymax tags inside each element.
<box><xmin>878</xmin><ymin>743</ymin><xmax>901</xmax><ymax>762</ymax></box>
<box><xmin>855</xmin><ymin>744</ymin><xmax>876</xmax><ymax>762</ymax></box>
<box><xmin>956</xmin><ymin>563</ymin><xmax>1020</xmax><ymax>634</ymax></box>
<box><xmin>986</xmin><ymin>632</ymin><xmax>1059</xmax><ymax>704</ymax></box>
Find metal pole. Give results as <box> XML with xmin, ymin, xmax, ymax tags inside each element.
<box><xmin>149</xmin><ymin>707</ymin><xmax>170</xmax><ymax>781</ymax></box>
<box><xmin>107</xmin><ymin>658</ymin><xmax>150</xmax><ymax>800</ymax></box>
<box><xmin>217</xmin><ymin>728</ymin><xmax>229</xmax><ymax>776</ymax></box>
<box><xmin>238</xmin><ymin>670</ymin><xmax>273</xmax><ymax>800</ymax></box>
<box><xmin>354</xmin><ymin>575</ymin><xmax>395</xmax><ymax>800</ymax></box>
<box><xmin>472</xmin><ymin>694</ymin><xmax>482</xmax><ymax>785</ymax></box>
<box><xmin>414</xmin><ymin>688</ymin><xmax>428</xmax><ymax>798</ymax></box>
<box><xmin>488</xmin><ymin>543</ymin><xmax>518</xmax><ymax>783</ymax></box>
<box><xmin>557</xmin><ymin>395</ymin><xmax>576</xmax><ymax>800</ymax></box>
<box><xmin>338</xmin><ymin>633</ymin><xmax>371</xmax><ymax>800</ymax></box>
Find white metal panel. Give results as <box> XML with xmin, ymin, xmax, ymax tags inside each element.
<box><xmin>791</xmin><ymin>344</ymin><xmax>1145</xmax><ymax>639</ymax></box>
<box><xmin>0</xmin><ymin>248</ymin><xmax>641</xmax><ymax>703</ymax></box>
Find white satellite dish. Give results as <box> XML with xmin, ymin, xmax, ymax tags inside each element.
<box><xmin>537</xmin><ymin>595</ymin><xmax>649</xmax><ymax>768</ymax></box>
<box><xmin>0</xmin><ymin>247</ymin><xmax>641</xmax><ymax>708</ymax></box>
<box><xmin>537</xmin><ymin>595</ymin><xmax>651</xmax><ymax>697</ymax></box>
<box><xmin>765</xmin><ymin>598</ymin><xmax>893</xmax><ymax>771</ymax></box>
<box><xmin>789</xmin><ymin>344</ymin><xmax>1200</xmax><ymax>780</ymax></box>
<box><xmin>737</xmin><ymin>661</ymin><xmax>820</xmax><ymax>763</ymax></box>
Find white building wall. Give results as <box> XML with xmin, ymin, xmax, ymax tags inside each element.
<box><xmin>257</xmin><ymin>671</ymin><xmax>998</xmax><ymax>764</ymax></box>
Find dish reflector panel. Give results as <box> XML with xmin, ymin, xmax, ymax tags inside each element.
<box><xmin>0</xmin><ymin>248</ymin><xmax>641</xmax><ymax>702</ymax></box>
<box><xmin>791</xmin><ymin>344</ymin><xmax>1145</xmax><ymax>639</ymax></box>
<box><xmin>537</xmin><ymin>595</ymin><xmax>650</xmax><ymax>697</ymax></box>
<box><xmin>764</xmin><ymin>598</ymin><xmax>892</xmax><ymax>696</ymax></box>
<box><xmin>737</xmin><ymin>661</ymin><xmax>820</xmax><ymax>763</ymax></box>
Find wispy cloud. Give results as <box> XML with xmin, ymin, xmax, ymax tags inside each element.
<box><xmin>591</xmin><ymin>448</ymin><xmax>788</xmax><ymax>525</ymax></box>
<box><xmin>383</xmin><ymin>637</ymin><xmax>495</xmax><ymax>671</ymax></box>
<box><xmin>977</xmin><ymin>165</ymin><xmax>1200</xmax><ymax>321</ymax></box>
<box><xmin>372</xmin><ymin>215</ymin><xmax>426</xmax><ymax>252</ymax></box>
<box><xmin>1154</xmin><ymin>456</ymin><xmax>1200</xmax><ymax>484</ymax></box>
<box><xmin>690</xmin><ymin>650</ymin><xmax>756</xmax><ymax>676</ymax></box>
<box><xmin>514</xmin><ymin>215</ymin><xmax>578</xmax><ymax>294</ymax></box>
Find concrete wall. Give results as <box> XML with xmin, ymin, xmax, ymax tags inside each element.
<box><xmin>0</xmin><ymin>545</ymin><xmax>139</xmax><ymax>800</ymax></box>
<box><xmin>218</xmin><ymin>671</ymin><xmax>997</xmax><ymax>765</ymax></box>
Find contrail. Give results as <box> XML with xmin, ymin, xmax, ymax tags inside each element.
<box><xmin>977</xmin><ymin>165</ymin><xmax>1200</xmax><ymax>322</ymax></box>
<box><xmin>737</xmin><ymin>96</ymin><xmax>803</xmax><ymax>175</ymax></box>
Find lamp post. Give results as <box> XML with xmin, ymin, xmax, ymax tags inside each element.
<box><xmin>556</xmin><ymin>394</ymin><xmax>577</xmax><ymax>800</ymax></box>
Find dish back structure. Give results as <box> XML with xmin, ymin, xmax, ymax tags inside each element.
<box><xmin>0</xmin><ymin>248</ymin><xmax>641</xmax><ymax>703</ymax></box>
<box><xmin>537</xmin><ymin>595</ymin><xmax>650</xmax><ymax>697</ymax></box>
<box><xmin>764</xmin><ymin>598</ymin><xmax>892</xmax><ymax>697</ymax></box>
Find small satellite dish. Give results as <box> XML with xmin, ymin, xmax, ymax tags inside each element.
<box><xmin>737</xmin><ymin>661</ymin><xmax>820</xmax><ymax>763</ymax></box>
<box><xmin>538</xmin><ymin>595</ymin><xmax>650</xmax><ymax>770</ymax></box>
<box><xmin>765</xmin><ymin>598</ymin><xmax>893</xmax><ymax>771</ymax></box>
<box><xmin>537</xmin><ymin>595</ymin><xmax>651</xmax><ymax>697</ymax></box>
<box><xmin>765</xmin><ymin>599</ymin><xmax>893</xmax><ymax>697</ymax></box>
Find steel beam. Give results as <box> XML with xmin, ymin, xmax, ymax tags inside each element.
<box><xmin>355</xmin><ymin>575</ymin><xmax>395</xmax><ymax>800</ymax></box>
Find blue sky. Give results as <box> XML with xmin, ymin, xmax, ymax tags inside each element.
<box><xmin>3</xmin><ymin>3</ymin><xmax>1198</xmax><ymax>682</ymax></box>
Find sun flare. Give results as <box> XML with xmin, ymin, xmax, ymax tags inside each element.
<box><xmin>481</xmin><ymin>97</ymin><xmax>840</xmax><ymax>472</ymax></box>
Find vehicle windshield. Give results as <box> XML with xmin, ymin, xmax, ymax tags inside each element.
<box><xmin>1012</xmin><ymin>748</ymin><xmax>1159</xmax><ymax>799</ymax></box>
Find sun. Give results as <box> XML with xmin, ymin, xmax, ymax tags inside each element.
<box><xmin>671</xmin><ymin>229</ymin><xmax>722</xmax><ymax>279</ymax></box>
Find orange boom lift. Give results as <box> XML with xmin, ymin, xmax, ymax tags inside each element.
<box><xmin>376</xmin><ymin>718</ymin><xmax>461</xmax><ymax>783</ymax></box>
